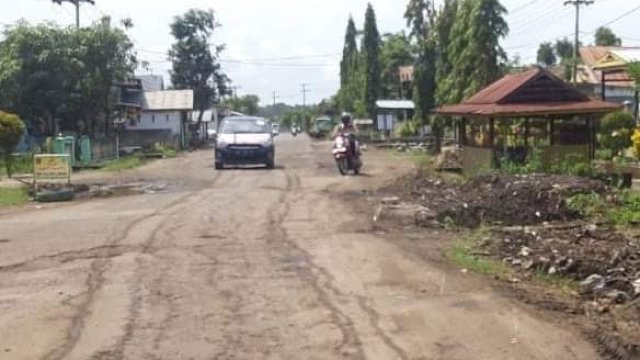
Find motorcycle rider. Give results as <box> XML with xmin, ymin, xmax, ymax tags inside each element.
<box><xmin>332</xmin><ymin>112</ymin><xmax>359</xmax><ymax>138</ymax></box>
<box><xmin>333</xmin><ymin>112</ymin><xmax>360</xmax><ymax>158</ymax></box>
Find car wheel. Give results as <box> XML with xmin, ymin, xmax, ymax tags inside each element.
<box><xmin>266</xmin><ymin>160</ymin><xmax>275</xmax><ymax>169</ymax></box>
<box><xmin>215</xmin><ymin>161</ymin><xmax>223</xmax><ymax>170</ymax></box>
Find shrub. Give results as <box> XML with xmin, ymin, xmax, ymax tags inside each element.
<box><xmin>0</xmin><ymin>111</ymin><xmax>26</xmax><ymax>178</ymax></box>
<box><xmin>600</xmin><ymin>111</ymin><xmax>635</xmax><ymax>158</ymax></box>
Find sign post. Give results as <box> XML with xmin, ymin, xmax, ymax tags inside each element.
<box><xmin>33</xmin><ymin>154</ymin><xmax>72</xmax><ymax>194</ymax></box>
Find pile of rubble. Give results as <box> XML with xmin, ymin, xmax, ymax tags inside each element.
<box><xmin>489</xmin><ymin>225</ymin><xmax>640</xmax><ymax>307</ymax></box>
<box><xmin>399</xmin><ymin>173</ymin><xmax>606</xmax><ymax>228</ymax></box>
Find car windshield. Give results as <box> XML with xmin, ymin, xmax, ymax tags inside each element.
<box><xmin>221</xmin><ymin>119</ymin><xmax>269</xmax><ymax>134</ymax></box>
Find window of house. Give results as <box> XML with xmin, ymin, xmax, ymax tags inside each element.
<box><xmin>152</xmin><ymin>115</ymin><xmax>155</xmax><ymax>123</ymax></box>
<box><xmin>166</xmin><ymin>115</ymin><xmax>170</xmax><ymax>122</ymax></box>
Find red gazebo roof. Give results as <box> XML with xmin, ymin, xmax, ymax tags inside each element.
<box><xmin>435</xmin><ymin>67</ymin><xmax>622</xmax><ymax>118</ymax></box>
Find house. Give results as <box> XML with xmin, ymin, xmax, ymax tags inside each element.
<box><xmin>578</xmin><ymin>46</ymin><xmax>638</xmax><ymax>107</ymax></box>
<box><xmin>137</xmin><ymin>75</ymin><xmax>165</xmax><ymax>91</ymax></box>
<box><xmin>191</xmin><ymin>108</ymin><xmax>218</xmax><ymax>141</ymax></box>
<box><xmin>375</xmin><ymin>100</ymin><xmax>415</xmax><ymax>134</ymax></box>
<box><xmin>121</xmin><ymin>90</ymin><xmax>194</xmax><ymax>150</ymax></box>
<box><xmin>434</xmin><ymin>66</ymin><xmax>621</xmax><ymax>175</ymax></box>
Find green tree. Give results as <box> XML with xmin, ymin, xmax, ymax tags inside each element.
<box><xmin>595</xmin><ymin>26</ymin><xmax>622</xmax><ymax>47</ymax></box>
<box><xmin>434</xmin><ymin>0</ymin><xmax>458</xmax><ymax>105</ymax></box>
<box><xmin>169</xmin><ymin>9</ymin><xmax>229</xmax><ymax>124</ymax></box>
<box><xmin>0</xmin><ymin>111</ymin><xmax>26</xmax><ymax>178</ymax></box>
<box><xmin>600</xmin><ymin>111</ymin><xmax>635</xmax><ymax>157</ymax></box>
<box><xmin>537</xmin><ymin>42</ymin><xmax>557</xmax><ymax>67</ymax></box>
<box><xmin>340</xmin><ymin>17</ymin><xmax>358</xmax><ymax>88</ymax></box>
<box><xmin>337</xmin><ymin>17</ymin><xmax>362</xmax><ymax>113</ymax></box>
<box><xmin>223</xmin><ymin>95</ymin><xmax>260</xmax><ymax>115</ymax></box>
<box><xmin>362</xmin><ymin>3</ymin><xmax>382</xmax><ymax>119</ymax></box>
<box><xmin>442</xmin><ymin>0</ymin><xmax>508</xmax><ymax>105</ymax></box>
<box><xmin>380</xmin><ymin>32</ymin><xmax>414</xmax><ymax>99</ymax></box>
<box><xmin>0</xmin><ymin>20</ymin><xmax>136</xmax><ymax>136</ymax></box>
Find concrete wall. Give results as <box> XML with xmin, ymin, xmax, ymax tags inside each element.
<box><xmin>125</xmin><ymin>111</ymin><xmax>182</xmax><ymax>135</ymax></box>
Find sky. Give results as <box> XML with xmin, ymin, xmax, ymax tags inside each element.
<box><xmin>1</xmin><ymin>0</ymin><xmax>639</xmax><ymax>105</ymax></box>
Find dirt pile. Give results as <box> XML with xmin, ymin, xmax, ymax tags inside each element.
<box><xmin>403</xmin><ymin>174</ymin><xmax>606</xmax><ymax>227</ymax></box>
<box><xmin>489</xmin><ymin>226</ymin><xmax>640</xmax><ymax>304</ymax></box>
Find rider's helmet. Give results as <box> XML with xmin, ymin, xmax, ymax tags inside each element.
<box><xmin>341</xmin><ymin>112</ymin><xmax>352</xmax><ymax>126</ymax></box>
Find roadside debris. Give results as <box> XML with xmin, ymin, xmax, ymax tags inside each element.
<box><xmin>386</xmin><ymin>173</ymin><xmax>605</xmax><ymax>228</ymax></box>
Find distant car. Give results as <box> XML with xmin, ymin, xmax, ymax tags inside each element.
<box><xmin>215</xmin><ymin>116</ymin><xmax>276</xmax><ymax>170</ymax></box>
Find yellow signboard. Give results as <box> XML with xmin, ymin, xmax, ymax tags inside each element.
<box><xmin>34</xmin><ymin>154</ymin><xmax>71</xmax><ymax>182</ymax></box>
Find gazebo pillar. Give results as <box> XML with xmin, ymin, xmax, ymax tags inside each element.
<box><xmin>489</xmin><ymin>118</ymin><xmax>495</xmax><ymax>149</ymax></box>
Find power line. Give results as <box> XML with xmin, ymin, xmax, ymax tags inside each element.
<box><xmin>510</xmin><ymin>0</ymin><xmax>543</xmax><ymax>15</ymax></box>
<box><xmin>601</xmin><ymin>3</ymin><xmax>640</xmax><ymax>27</ymax></box>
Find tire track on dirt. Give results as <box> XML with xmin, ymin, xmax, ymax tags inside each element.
<box><xmin>40</xmin><ymin>171</ymin><xmax>227</xmax><ymax>360</ymax></box>
<box><xmin>266</xmin><ymin>170</ymin><xmax>364</xmax><ymax>358</ymax></box>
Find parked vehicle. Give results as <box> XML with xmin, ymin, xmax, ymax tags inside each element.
<box><xmin>309</xmin><ymin>116</ymin><xmax>334</xmax><ymax>138</ymax></box>
<box><xmin>215</xmin><ymin>116</ymin><xmax>276</xmax><ymax>170</ymax></box>
<box><xmin>332</xmin><ymin>132</ymin><xmax>362</xmax><ymax>175</ymax></box>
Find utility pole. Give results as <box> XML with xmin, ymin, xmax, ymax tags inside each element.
<box><xmin>301</xmin><ymin>84</ymin><xmax>310</xmax><ymax>107</ymax></box>
<box><xmin>564</xmin><ymin>0</ymin><xmax>594</xmax><ymax>83</ymax></box>
<box><xmin>230</xmin><ymin>85</ymin><xmax>241</xmax><ymax>98</ymax></box>
<box><xmin>272</xmin><ymin>90</ymin><xmax>278</xmax><ymax>109</ymax></box>
<box><xmin>52</xmin><ymin>0</ymin><xmax>95</xmax><ymax>29</ymax></box>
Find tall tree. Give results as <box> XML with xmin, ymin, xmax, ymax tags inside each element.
<box><xmin>442</xmin><ymin>0</ymin><xmax>508</xmax><ymax>105</ymax></box>
<box><xmin>223</xmin><ymin>95</ymin><xmax>260</xmax><ymax>115</ymax></box>
<box><xmin>337</xmin><ymin>17</ymin><xmax>362</xmax><ymax>113</ymax></box>
<box><xmin>537</xmin><ymin>42</ymin><xmax>557</xmax><ymax>67</ymax></box>
<box><xmin>169</xmin><ymin>9</ymin><xmax>228</xmax><ymax>124</ymax></box>
<box><xmin>380</xmin><ymin>32</ymin><xmax>414</xmax><ymax>99</ymax></box>
<box><xmin>595</xmin><ymin>26</ymin><xmax>622</xmax><ymax>47</ymax></box>
<box><xmin>340</xmin><ymin>17</ymin><xmax>358</xmax><ymax>88</ymax></box>
<box><xmin>405</xmin><ymin>0</ymin><xmax>436</xmax><ymax>122</ymax></box>
<box><xmin>434</xmin><ymin>0</ymin><xmax>458</xmax><ymax>105</ymax></box>
<box><xmin>362</xmin><ymin>3</ymin><xmax>381</xmax><ymax>119</ymax></box>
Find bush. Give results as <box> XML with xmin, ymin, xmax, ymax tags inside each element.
<box><xmin>600</xmin><ymin>111</ymin><xmax>634</xmax><ymax>158</ymax></box>
<box><xmin>0</xmin><ymin>111</ymin><xmax>26</xmax><ymax>178</ymax></box>
<box><xmin>396</xmin><ymin>121</ymin><xmax>417</xmax><ymax>138</ymax></box>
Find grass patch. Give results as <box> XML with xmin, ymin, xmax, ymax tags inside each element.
<box><xmin>101</xmin><ymin>156</ymin><xmax>144</xmax><ymax>172</ymax></box>
<box><xmin>567</xmin><ymin>190</ymin><xmax>640</xmax><ymax>226</ymax></box>
<box><xmin>446</xmin><ymin>229</ymin><xmax>512</xmax><ymax>277</ymax></box>
<box><xmin>532</xmin><ymin>271</ymin><xmax>580</xmax><ymax>295</ymax></box>
<box><xmin>0</xmin><ymin>186</ymin><xmax>29</xmax><ymax>207</ymax></box>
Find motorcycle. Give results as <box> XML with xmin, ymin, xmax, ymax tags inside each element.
<box><xmin>332</xmin><ymin>133</ymin><xmax>362</xmax><ymax>175</ymax></box>
<box><xmin>291</xmin><ymin>127</ymin><xmax>298</xmax><ymax>137</ymax></box>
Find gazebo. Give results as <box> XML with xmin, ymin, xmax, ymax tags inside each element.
<box><xmin>434</xmin><ymin>66</ymin><xmax>622</xmax><ymax>175</ymax></box>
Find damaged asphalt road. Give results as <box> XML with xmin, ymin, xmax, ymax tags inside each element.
<box><xmin>0</xmin><ymin>135</ymin><xmax>600</xmax><ymax>359</ymax></box>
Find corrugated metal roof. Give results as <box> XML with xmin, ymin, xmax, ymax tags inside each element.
<box><xmin>579</xmin><ymin>46</ymin><xmax>637</xmax><ymax>87</ymax></box>
<box><xmin>376</xmin><ymin>100</ymin><xmax>415</xmax><ymax>110</ymax></box>
<box><xmin>142</xmin><ymin>90</ymin><xmax>193</xmax><ymax>111</ymax></box>
<box><xmin>435</xmin><ymin>66</ymin><xmax>622</xmax><ymax>117</ymax></box>
<box><xmin>192</xmin><ymin>109</ymin><xmax>216</xmax><ymax>123</ymax></box>
<box><xmin>611</xmin><ymin>49</ymin><xmax>640</xmax><ymax>63</ymax></box>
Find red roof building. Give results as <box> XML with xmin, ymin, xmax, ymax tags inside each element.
<box><xmin>434</xmin><ymin>67</ymin><xmax>622</xmax><ymax>174</ymax></box>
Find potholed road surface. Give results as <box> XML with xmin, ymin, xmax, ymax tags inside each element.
<box><xmin>0</xmin><ymin>135</ymin><xmax>599</xmax><ymax>359</ymax></box>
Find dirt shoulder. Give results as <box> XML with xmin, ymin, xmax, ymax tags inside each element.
<box><xmin>365</xmin><ymin>153</ymin><xmax>640</xmax><ymax>360</ymax></box>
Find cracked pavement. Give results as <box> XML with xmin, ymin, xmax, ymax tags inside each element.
<box><xmin>0</xmin><ymin>135</ymin><xmax>600</xmax><ymax>359</ymax></box>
